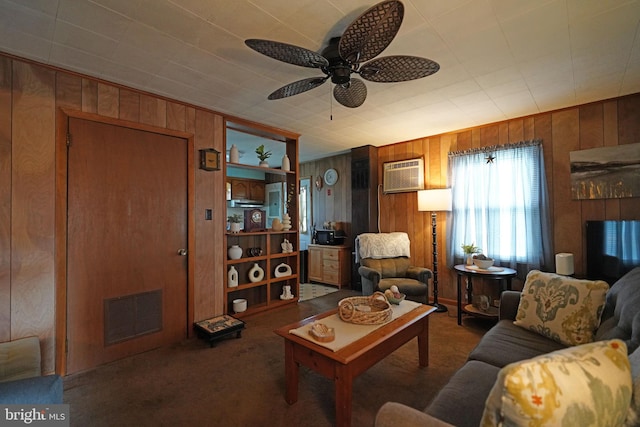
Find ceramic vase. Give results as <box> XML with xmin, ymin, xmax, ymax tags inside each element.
<box><xmin>282</xmin><ymin>213</ymin><xmax>291</xmax><ymax>231</ymax></box>
<box><xmin>227</xmin><ymin>266</ymin><xmax>238</xmax><ymax>287</ymax></box>
<box><xmin>271</xmin><ymin>218</ymin><xmax>283</xmax><ymax>231</ymax></box>
<box><xmin>228</xmin><ymin>244</ymin><xmax>242</xmax><ymax>260</ymax></box>
<box><xmin>248</xmin><ymin>263</ymin><xmax>265</xmax><ymax>282</ymax></box>
<box><xmin>281</xmin><ymin>154</ymin><xmax>290</xmax><ymax>171</ymax></box>
<box><xmin>466</xmin><ymin>254</ymin><xmax>473</xmax><ymax>266</ymax></box>
<box><xmin>259</xmin><ymin>160</ymin><xmax>269</xmax><ymax>168</ymax></box>
<box><xmin>229</xmin><ymin>144</ymin><xmax>239</xmax><ymax>163</ymax></box>
<box><xmin>229</xmin><ymin>222</ymin><xmax>241</xmax><ymax>233</ymax></box>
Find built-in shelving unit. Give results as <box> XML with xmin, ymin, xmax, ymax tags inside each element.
<box><xmin>224</xmin><ymin>119</ymin><xmax>299</xmax><ymax>317</ymax></box>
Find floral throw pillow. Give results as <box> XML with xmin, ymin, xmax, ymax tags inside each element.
<box><xmin>514</xmin><ymin>270</ymin><xmax>609</xmax><ymax>346</ymax></box>
<box><xmin>480</xmin><ymin>339</ymin><xmax>632</xmax><ymax>427</ymax></box>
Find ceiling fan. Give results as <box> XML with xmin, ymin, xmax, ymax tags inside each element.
<box><xmin>245</xmin><ymin>0</ymin><xmax>440</xmax><ymax>108</ymax></box>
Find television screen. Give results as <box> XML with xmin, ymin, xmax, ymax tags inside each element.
<box><xmin>586</xmin><ymin>220</ymin><xmax>640</xmax><ymax>284</ymax></box>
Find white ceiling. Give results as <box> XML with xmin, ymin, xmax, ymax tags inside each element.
<box><xmin>1</xmin><ymin>0</ymin><xmax>639</xmax><ymax>162</ymax></box>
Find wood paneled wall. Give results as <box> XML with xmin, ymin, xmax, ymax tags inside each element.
<box><xmin>0</xmin><ymin>54</ymin><xmax>229</xmax><ymax>373</ymax></box>
<box><xmin>302</xmin><ymin>93</ymin><xmax>640</xmax><ymax>305</ymax></box>
<box><xmin>300</xmin><ymin>154</ymin><xmax>352</xmax><ymax>238</ymax></box>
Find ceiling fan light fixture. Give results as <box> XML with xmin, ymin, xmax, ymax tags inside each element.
<box><xmin>245</xmin><ymin>1</ymin><xmax>439</xmax><ymax>108</ymax></box>
<box><xmin>331</xmin><ymin>66</ymin><xmax>351</xmax><ymax>85</ymax></box>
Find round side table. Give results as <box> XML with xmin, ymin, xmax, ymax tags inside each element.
<box><xmin>454</xmin><ymin>264</ymin><xmax>517</xmax><ymax>325</ymax></box>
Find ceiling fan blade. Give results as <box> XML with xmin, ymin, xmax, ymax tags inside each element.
<box><xmin>359</xmin><ymin>55</ymin><xmax>440</xmax><ymax>82</ymax></box>
<box><xmin>339</xmin><ymin>0</ymin><xmax>404</xmax><ymax>65</ymax></box>
<box><xmin>333</xmin><ymin>78</ymin><xmax>367</xmax><ymax>108</ymax></box>
<box><xmin>268</xmin><ymin>77</ymin><xmax>329</xmax><ymax>100</ymax></box>
<box><xmin>245</xmin><ymin>39</ymin><xmax>329</xmax><ymax>68</ymax></box>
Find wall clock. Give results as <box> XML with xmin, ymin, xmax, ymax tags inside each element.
<box><xmin>324</xmin><ymin>168</ymin><xmax>339</xmax><ymax>186</ymax></box>
<box><xmin>244</xmin><ymin>209</ymin><xmax>265</xmax><ymax>232</ymax></box>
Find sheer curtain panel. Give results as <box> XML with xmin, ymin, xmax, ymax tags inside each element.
<box><xmin>447</xmin><ymin>140</ymin><xmax>553</xmax><ymax>277</ymax></box>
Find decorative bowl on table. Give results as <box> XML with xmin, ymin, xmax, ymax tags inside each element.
<box><xmin>473</xmin><ymin>257</ymin><xmax>494</xmax><ymax>269</ymax></box>
<box><xmin>383</xmin><ymin>289</ymin><xmax>406</xmax><ymax>304</ymax></box>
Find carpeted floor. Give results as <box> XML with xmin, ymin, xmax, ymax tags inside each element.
<box><xmin>298</xmin><ymin>282</ymin><xmax>339</xmax><ymax>301</ymax></box>
<box><xmin>63</xmin><ymin>290</ymin><xmax>494</xmax><ymax>427</ymax></box>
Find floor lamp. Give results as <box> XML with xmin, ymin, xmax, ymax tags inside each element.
<box><xmin>418</xmin><ymin>188</ymin><xmax>452</xmax><ymax>313</ymax></box>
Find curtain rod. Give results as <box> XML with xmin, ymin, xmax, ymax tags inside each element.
<box><xmin>448</xmin><ymin>139</ymin><xmax>543</xmax><ymax>158</ymax></box>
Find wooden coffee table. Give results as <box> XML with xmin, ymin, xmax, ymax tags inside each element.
<box><xmin>274</xmin><ymin>304</ymin><xmax>435</xmax><ymax>427</ymax></box>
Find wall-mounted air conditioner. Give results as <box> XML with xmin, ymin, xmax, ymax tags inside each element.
<box><xmin>383</xmin><ymin>157</ymin><xmax>425</xmax><ymax>194</ymax></box>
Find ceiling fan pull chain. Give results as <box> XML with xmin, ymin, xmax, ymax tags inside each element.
<box><xmin>330</xmin><ymin>85</ymin><xmax>333</xmax><ymax>121</ymax></box>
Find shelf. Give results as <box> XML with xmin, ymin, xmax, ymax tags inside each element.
<box><xmin>225</xmin><ymin>281</ymin><xmax>267</xmax><ymax>293</ymax></box>
<box><xmin>270</xmin><ymin>274</ymin><xmax>297</xmax><ymax>282</ymax></box>
<box><xmin>224</xmin><ymin>125</ymin><xmax>299</xmax><ymax>317</ymax></box>
<box><xmin>227</xmin><ymin>162</ymin><xmax>295</xmax><ymax>176</ymax></box>
<box><xmin>227</xmin><ymin>256</ymin><xmax>267</xmax><ymax>264</ymax></box>
<box><xmin>270</xmin><ymin>252</ymin><xmax>298</xmax><ymax>259</ymax></box>
<box><xmin>226</xmin><ymin>230</ymin><xmax>297</xmax><ymax>236</ymax></box>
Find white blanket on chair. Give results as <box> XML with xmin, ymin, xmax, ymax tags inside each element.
<box><xmin>355</xmin><ymin>232</ymin><xmax>411</xmax><ymax>263</ymax></box>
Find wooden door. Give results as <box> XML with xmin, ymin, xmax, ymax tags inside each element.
<box><xmin>66</xmin><ymin>118</ymin><xmax>188</xmax><ymax>374</ymax></box>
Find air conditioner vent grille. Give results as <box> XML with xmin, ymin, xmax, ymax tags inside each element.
<box><xmin>383</xmin><ymin>157</ymin><xmax>424</xmax><ymax>193</ymax></box>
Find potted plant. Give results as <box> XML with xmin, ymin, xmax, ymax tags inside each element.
<box><xmin>255</xmin><ymin>144</ymin><xmax>272</xmax><ymax>167</ymax></box>
<box><xmin>461</xmin><ymin>243</ymin><xmax>481</xmax><ymax>265</ymax></box>
<box><xmin>228</xmin><ymin>214</ymin><xmax>243</xmax><ymax>233</ymax></box>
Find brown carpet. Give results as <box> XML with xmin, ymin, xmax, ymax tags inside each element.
<box><xmin>63</xmin><ymin>290</ymin><xmax>493</xmax><ymax>426</ymax></box>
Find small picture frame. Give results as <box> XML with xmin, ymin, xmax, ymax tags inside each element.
<box><xmin>199</xmin><ymin>148</ymin><xmax>220</xmax><ymax>171</ymax></box>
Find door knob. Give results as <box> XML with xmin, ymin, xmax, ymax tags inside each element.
<box><xmin>177</xmin><ymin>249</ymin><xmax>188</xmax><ymax>256</ymax></box>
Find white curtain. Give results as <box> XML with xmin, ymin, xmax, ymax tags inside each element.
<box><xmin>447</xmin><ymin>140</ymin><xmax>553</xmax><ymax>276</ymax></box>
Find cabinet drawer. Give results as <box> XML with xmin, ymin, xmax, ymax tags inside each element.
<box><xmin>322</xmin><ymin>249</ymin><xmax>339</xmax><ymax>261</ymax></box>
<box><xmin>323</xmin><ymin>260</ymin><xmax>339</xmax><ymax>270</ymax></box>
<box><xmin>324</xmin><ymin>270</ymin><xmax>339</xmax><ymax>283</ymax></box>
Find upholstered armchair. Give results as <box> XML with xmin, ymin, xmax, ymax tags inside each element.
<box><xmin>359</xmin><ymin>257</ymin><xmax>432</xmax><ymax>304</ymax></box>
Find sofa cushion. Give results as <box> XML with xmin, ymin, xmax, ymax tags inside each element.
<box><xmin>468</xmin><ymin>320</ymin><xmax>566</xmax><ymax>368</ymax></box>
<box><xmin>480</xmin><ymin>339</ymin><xmax>632</xmax><ymax>427</ymax></box>
<box><xmin>596</xmin><ymin>267</ymin><xmax>640</xmax><ymax>354</ymax></box>
<box><xmin>514</xmin><ymin>270</ymin><xmax>608</xmax><ymax>346</ymax></box>
<box><xmin>376</xmin><ymin>402</ymin><xmax>455</xmax><ymax>427</ymax></box>
<box><xmin>426</xmin><ymin>360</ymin><xmax>500</xmax><ymax>427</ymax></box>
<box><xmin>625</xmin><ymin>346</ymin><xmax>640</xmax><ymax>426</ymax></box>
<box><xmin>361</xmin><ymin>257</ymin><xmax>411</xmax><ymax>278</ymax></box>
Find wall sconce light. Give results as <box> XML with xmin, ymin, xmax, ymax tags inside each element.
<box><xmin>199</xmin><ymin>148</ymin><xmax>221</xmax><ymax>171</ymax></box>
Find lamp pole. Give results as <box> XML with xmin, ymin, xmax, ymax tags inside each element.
<box><xmin>418</xmin><ymin>188</ymin><xmax>452</xmax><ymax>313</ymax></box>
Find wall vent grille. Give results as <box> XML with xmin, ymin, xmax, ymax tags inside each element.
<box><xmin>382</xmin><ymin>158</ymin><xmax>425</xmax><ymax>193</ymax></box>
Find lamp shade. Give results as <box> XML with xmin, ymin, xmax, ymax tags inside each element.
<box><xmin>418</xmin><ymin>188</ymin><xmax>452</xmax><ymax>212</ymax></box>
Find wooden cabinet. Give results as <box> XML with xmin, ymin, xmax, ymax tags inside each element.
<box><xmin>308</xmin><ymin>244</ymin><xmax>351</xmax><ymax>288</ymax></box>
<box><xmin>229</xmin><ymin>178</ymin><xmax>265</xmax><ymax>202</ymax></box>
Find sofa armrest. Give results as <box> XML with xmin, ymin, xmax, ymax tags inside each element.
<box><xmin>375</xmin><ymin>402</ymin><xmax>455</xmax><ymax>427</ymax></box>
<box><xmin>0</xmin><ymin>375</ymin><xmax>63</xmax><ymax>404</ymax></box>
<box><xmin>406</xmin><ymin>266</ymin><xmax>433</xmax><ymax>284</ymax></box>
<box><xmin>499</xmin><ymin>291</ymin><xmax>521</xmax><ymax>320</ymax></box>
<box><xmin>0</xmin><ymin>336</ymin><xmax>41</xmax><ymax>382</ymax></box>
<box><xmin>358</xmin><ymin>266</ymin><xmax>381</xmax><ymax>295</ymax></box>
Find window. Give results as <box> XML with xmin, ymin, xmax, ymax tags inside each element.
<box><xmin>447</xmin><ymin>140</ymin><xmax>553</xmax><ymax>274</ymax></box>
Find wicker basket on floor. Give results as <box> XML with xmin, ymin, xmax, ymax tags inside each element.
<box><xmin>338</xmin><ymin>291</ymin><xmax>392</xmax><ymax>325</ymax></box>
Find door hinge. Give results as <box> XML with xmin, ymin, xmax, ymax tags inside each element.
<box><xmin>66</xmin><ymin>133</ymin><xmax>71</xmax><ymax>147</ymax></box>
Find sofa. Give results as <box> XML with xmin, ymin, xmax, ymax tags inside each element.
<box><xmin>376</xmin><ymin>267</ymin><xmax>640</xmax><ymax>426</ymax></box>
<box><xmin>0</xmin><ymin>336</ymin><xmax>63</xmax><ymax>404</ymax></box>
